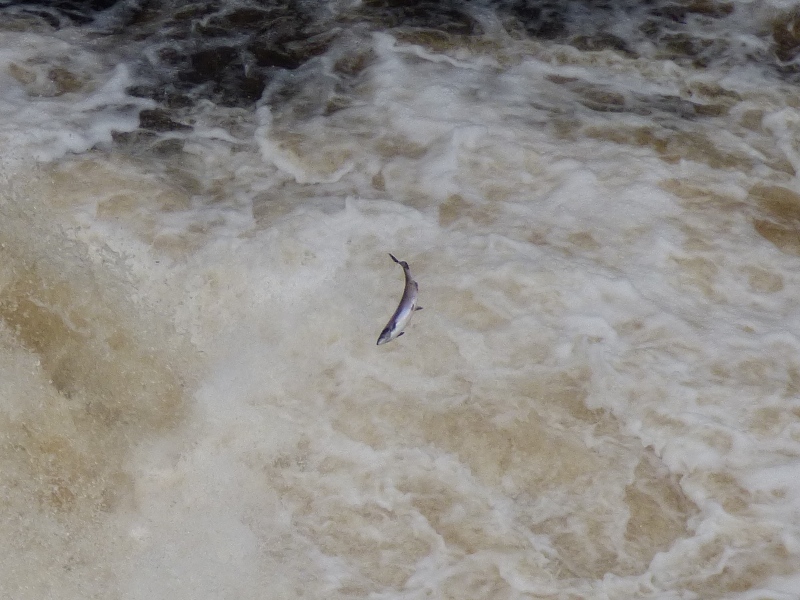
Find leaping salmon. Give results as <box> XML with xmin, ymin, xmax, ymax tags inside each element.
<box><xmin>377</xmin><ymin>254</ymin><xmax>422</xmax><ymax>345</ymax></box>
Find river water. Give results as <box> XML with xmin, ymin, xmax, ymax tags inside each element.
<box><xmin>2</xmin><ymin>1</ymin><xmax>800</xmax><ymax>598</ymax></box>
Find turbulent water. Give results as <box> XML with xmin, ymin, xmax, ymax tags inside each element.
<box><xmin>2</xmin><ymin>0</ymin><xmax>800</xmax><ymax>598</ymax></box>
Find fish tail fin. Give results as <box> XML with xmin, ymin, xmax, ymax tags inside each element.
<box><xmin>388</xmin><ymin>253</ymin><xmax>409</xmax><ymax>269</ymax></box>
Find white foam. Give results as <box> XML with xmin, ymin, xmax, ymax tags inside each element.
<box><xmin>0</xmin><ymin>31</ymin><xmax>150</xmax><ymax>163</ymax></box>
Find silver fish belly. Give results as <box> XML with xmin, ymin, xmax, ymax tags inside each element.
<box><xmin>377</xmin><ymin>254</ymin><xmax>421</xmax><ymax>345</ymax></box>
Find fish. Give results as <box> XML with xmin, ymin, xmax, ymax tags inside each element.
<box><xmin>377</xmin><ymin>253</ymin><xmax>422</xmax><ymax>345</ymax></box>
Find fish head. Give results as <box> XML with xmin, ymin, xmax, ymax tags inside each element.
<box><xmin>377</xmin><ymin>326</ymin><xmax>394</xmax><ymax>345</ymax></box>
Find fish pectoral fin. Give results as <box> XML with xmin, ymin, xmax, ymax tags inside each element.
<box><xmin>397</xmin><ymin>331</ymin><xmax>405</xmax><ymax>337</ymax></box>
<box><xmin>415</xmin><ymin>306</ymin><xmax>423</xmax><ymax>311</ymax></box>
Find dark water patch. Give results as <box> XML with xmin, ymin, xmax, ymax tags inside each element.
<box><xmin>353</xmin><ymin>0</ymin><xmax>481</xmax><ymax>35</ymax></box>
<box><xmin>123</xmin><ymin>0</ymin><xmax>479</xmax><ymax>112</ymax></box>
<box><xmin>544</xmin><ymin>75</ymin><xmax>738</xmax><ymax>119</ymax></box>
<box><xmin>489</xmin><ymin>0</ymin><xmax>798</xmax><ymax>79</ymax></box>
<box><xmin>772</xmin><ymin>9</ymin><xmax>800</xmax><ymax>63</ymax></box>
<box><xmin>576</xmin><ymin>86</ymin><xmax>627</xmax><ymax>112</ymax></box>
<box><xmin>684</xmin><ymin>539</ymin><xmax>795</xmax><ymax>596</ymax></box>
<box><xmin>0</xmin><ymin>0</ymin><xmax>122</xmax><ymax>28</ymax></box>
<box><xmin>8</xmin><ymin>60</ymin><xmax>88</xmax><ymax>97</ymax></box>
<box><xmin>127</xmin><ymin>84</ymin><xmax>194</xmax><ymax>110</ymax></box>
<box><xmin>586</xmin><ymin>124</ymin><xmax>754</xmax><ymax>171</ymax></box>
<box><xmin>7</xmin><ymin>0</ymin><xmax>480</xmax><ymax>119</ymax></box>
<box><xmin>127</xmin><ymin>1</ymin><xmax>336</xmax><ymax>108</ymax></box>
<box><xmin>750</xmin><ymin>184</ymin><xmax>800</xmax><ymax>256</ymax></box>
<box><xmin>249</xmin><ymin>43</ymin><xmax>308</xmax><ymax>70</ymax></box>
<box><xmin>138</xmin><ymin>108</ymin><xmax>192</xmax><ymax>132</ymax></box>
<box><xmin>659</xmin><ymin>32</ymin><xmax>717</xmax><ymax>66</ymax></box>
<box><xmin>498</xmin><ymin>0</ymin><xmax>568</xmax><ymax>40</ymax></box>
<box><xmin>333</xmin><ymin>47</ymin><xmax>375</xmax><ymax>78</ymax></box>
<box><xmin>571</xmin><ymin>32</ymin><xmax>635</xmax><ymax>55</ymax></box>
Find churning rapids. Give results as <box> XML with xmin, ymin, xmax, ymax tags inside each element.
<box><xmin>2</xmin><ymin>0</ymin><xmax>800</xmax><ymax>598</ymax></box>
